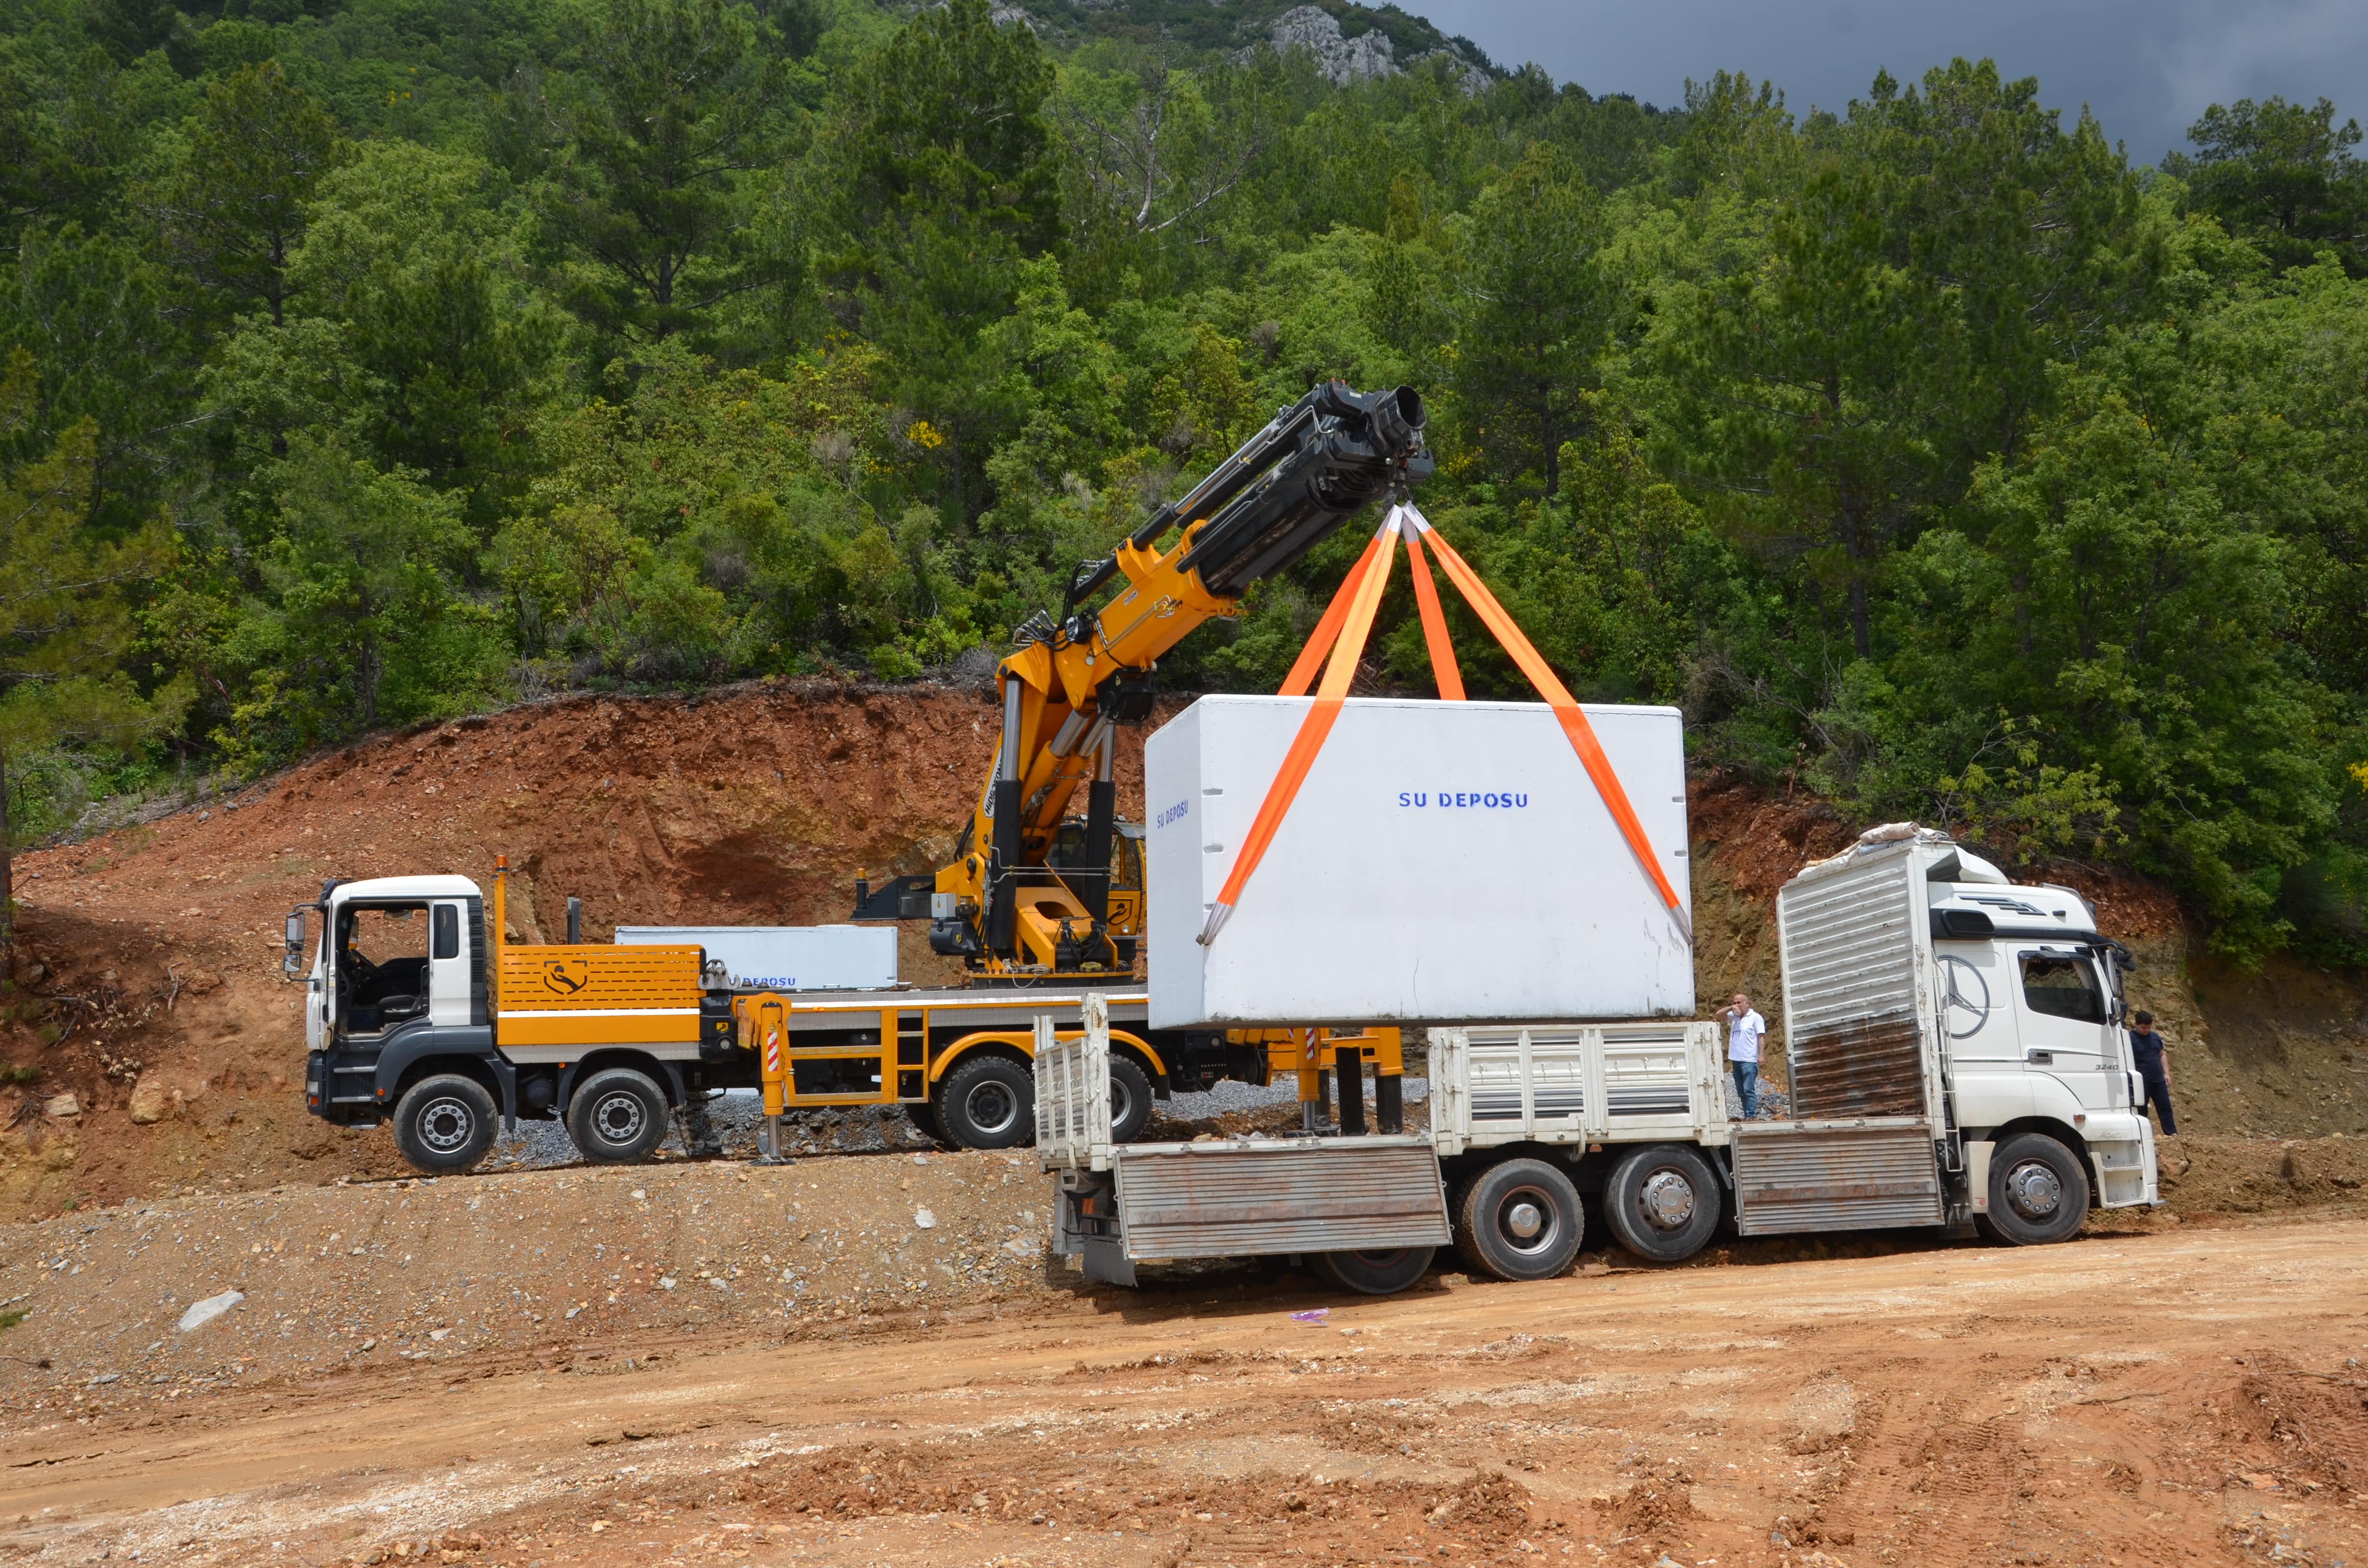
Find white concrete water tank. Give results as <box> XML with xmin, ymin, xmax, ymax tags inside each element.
<box><xmin>1146</xmin><ymin>695</ymin><xmax>1692</xmax><ymax>1027</ymax></box>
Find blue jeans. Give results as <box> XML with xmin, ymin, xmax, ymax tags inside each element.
<box><xmin>1731</xmin><ymin>1061</ymin><xmax>1760</xmax><ymax>1119</ymax></box>
<box><xmin>2138</xmin><ymin>1063</ymin><xmax>2177</xmax><ymax>1135</ymax></box>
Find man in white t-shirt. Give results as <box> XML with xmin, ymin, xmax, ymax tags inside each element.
<box><xmin>1718</xmin><ymin>991</ymin><xmax>1767</xmax><ymax>1119</ymax></box>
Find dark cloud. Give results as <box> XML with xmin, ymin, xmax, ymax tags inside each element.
<box><xmin>1419</xmin><ymin>0</ymin><xmax>2368</xmax><ymax>166</ymax></box>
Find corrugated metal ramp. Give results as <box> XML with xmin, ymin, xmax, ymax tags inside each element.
<box><xmin>1111</xmin><ymin>1137</ymin><xmax>1449</xmax><ymax>1259</ymax></box>
<box><xmin>1731</xmin><ymin>1119</ymin><xmax>1943</xmax><ymax>1235</ymax></box>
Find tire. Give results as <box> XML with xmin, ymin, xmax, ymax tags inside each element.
<box><xmin>1110</xmin><ymin>1054</ymin><xmax>1154</xmax><ymax>1144</ymax></box>
<box><xmin>1309</xmin><ymin>1246</ymin><xmax>1435</xmax><ymax>1297</ymax></box>
<box><xmin>1453</xmin><ymin>1158</ymin><xmax>1584</xmax><ymax>1282</ymax></box>
<box><xmin>1978</xmin><ymin>1132</ymin><xmax>2090</xmax><ymax>1245</ymax></box>
<box><xmin>565</xmin><ymin>1067</ymin><xmax>669</xmax><ymax>1165</ymax></box>
<box><xmin>936</xmin><ymin>1055</ymin><xmax>1034</xmax><ymax>1151</ymax></box>
<box><xmin>1446</xmin><ymin>1172</ymin><xmax>1483</xmax><ymax>1272</ymax></box>
<box><xmin>392</xmin><ymin>1073</ymin><xmax>496</xmax><ymax>1174</ymax></box>
<box><xmin>1602</xmin><ymin>1144</ymin><xmax>1722</xmax><ymax>1263</ymax></box>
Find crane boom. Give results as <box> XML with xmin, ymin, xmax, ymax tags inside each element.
<box><xmin>855</xmin><ymin>380</ymin><xmax>1431</xmax><ymax>980</ymax></box>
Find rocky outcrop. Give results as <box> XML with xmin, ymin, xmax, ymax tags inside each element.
<box><xmin>1268</xmin><ymin>6</ymin><xmax>1396</xmax><ymax>84</ymax></box>
<box><xmin>1261</xmin><ymin>7</ymin><xmax>1489</xmax><ymax>93</ymax></box>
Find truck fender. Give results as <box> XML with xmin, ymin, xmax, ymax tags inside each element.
<box><xmin>928</xmin><ymin>1029</ymin><xmax>1166</xmax><ymax>1085</ymax></box>
<box><xmin>1974</xmin><ymin>1115</ymin><xmax>2094</xmax><ymax>1212</ymax></box>
<box><xmin>376</xmin><ymin>1025</ymin><xmax>502</xmax><ymax>1114</ymax></box>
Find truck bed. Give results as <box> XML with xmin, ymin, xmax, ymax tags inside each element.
<box><xmin>1429</xmin><ymin>1020</ymin><xmax>1728</xmax><ymax>1153</ymax></box>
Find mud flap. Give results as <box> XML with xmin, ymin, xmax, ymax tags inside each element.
<box><xmin>1080</xmin><ymin>1236</ymin><xmax>1138</xmax><ymax>1286</ymax></box>
<box><xmin>1965</xmin><ymin>1138</ymin><xmax>1994</xmax><ymax>1213</ymax></box>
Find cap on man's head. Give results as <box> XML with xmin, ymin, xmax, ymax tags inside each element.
<box><xmin>2132</xmin><ymin>1009</ymin><xmax>2153</xmax><ymax>1026</ymax></box>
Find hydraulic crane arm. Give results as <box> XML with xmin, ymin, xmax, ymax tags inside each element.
<box><xmin>862</xmin><ymin>380</ymin><xmax>1431</xmax><ymax>978</ymax></box>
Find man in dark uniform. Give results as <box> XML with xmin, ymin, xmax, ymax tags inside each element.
<box><xmin>2130</xmin><ymin>1010</ymin><xmax>2176</xmax><ymax>1135</ymax></box>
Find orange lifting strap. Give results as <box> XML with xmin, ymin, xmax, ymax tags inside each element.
<box><xmin>1197</xmin><ymin>502</ymin><xmax>1691</xmax><ymax>948</ymax></box>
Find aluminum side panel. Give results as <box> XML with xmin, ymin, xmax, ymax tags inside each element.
<box><xmin>1110</xmin><ymin>1139</ymin><xmax>1449</xmax><ymax>1259</ymax></box>
<box><xmin>1731</xmin><ymin>1120</ymin><xmax>1944</xmax><ymax>1235</ymax></box>
<box><xmin>1776</xmin><ymin>848</ymin><xmax>1935</xmax><ymax>1120</ymax></box>
<box><xmin>1437</xmin><ymin>1021</ymin><xmax>1726</xmax><ymax>1147</ymax></box>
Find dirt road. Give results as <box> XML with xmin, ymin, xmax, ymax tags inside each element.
<box><xmin>5</xmin><ymin>1201</ymin><xmax>2366</xmax><ymax>1568</ymax></box>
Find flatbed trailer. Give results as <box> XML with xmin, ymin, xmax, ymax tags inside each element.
<box><xmin>1040</xmin><ymin>826</ymin><xmax>2161</xmax><ymax>1292</ymax></box>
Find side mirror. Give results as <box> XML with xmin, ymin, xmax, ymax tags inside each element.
<box><xmin>282</xmin><ymin>909</ymin><xmax>309</xmax><ymax>982</ymax></box>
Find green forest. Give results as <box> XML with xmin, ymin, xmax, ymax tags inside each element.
<box><xmin>2</xmin><ymin>0</ymin><xmax>2367</xmax><ymax>961</ymax></box>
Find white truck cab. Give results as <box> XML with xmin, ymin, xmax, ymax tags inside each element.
<box><xmin>1912</xmin><ymin>841</ymin><xmax>2155</xmax><ymax>1212</ymax></box>
<box><xmin>290</xmin><ymin>875</ymin><xmax>490</xmax><ymax>1128</ymax></box>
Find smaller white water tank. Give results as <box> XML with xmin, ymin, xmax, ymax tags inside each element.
<box><xmin>612</xmin><ymin>925</ymin><xmax>899</xmax><ymax>992</ymax></box>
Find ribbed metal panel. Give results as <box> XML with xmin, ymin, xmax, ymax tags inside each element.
<box><xmin>1601</xmin><ymin>1027</ymin><xmax>1690</xmax><ymax>1122</ymax></box>
<box><xmin>1527</xmin><ymin>1031</ymin><xmax>1587</xmax><ymax>1121</ymax></box>
<box><xmin>1466</xmin><ymin>1028</ymin><xmax>1591</xmax><ymax>1131</ymax></box>
<box><xmin>1033</xmin><ymin>1017</ymin><xmax>1109</xmax><ymax>1171</ymax></box>
<box><xmin>1732</xmin><ymin>1120</ymin><xmax>1943</xmax><ymax>1235</ymax></box>
<box><xmin>1606</xmin><ymin>1088</ymin><xmax>1690</xmax><ymax>1115</ymax></box>
<box><xmin>1440</xmin><ymin>1021</ymin><xmax>1724</xmax><ymax>1148</ymax></box>
<box><xmin>1777</xmin><ymin>849</ymin><xmax>1931</xmax><ymax>1120</ymax></box>
<box><xmin>1112</xmin><ymin>1138</ymin><xmax>1449</xmax><ymax>1259</ymax></box>
<box><xmin>1467</xmin><ymin>1035</ymin><xmax>1530</xmax><ymax>1122</ymax></box>
<box><xmin>1788</xmin><ymin>1012</ymin><xmax>1926</xmax><ymax>1118</ymax></box>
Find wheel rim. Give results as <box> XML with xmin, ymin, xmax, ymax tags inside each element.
<box><xmin>1637</xmin><ymin>1168</ymin><xmax>1698</xmax><ymax>1231</ymax></box>
<box><xmin>2003</xmin><ymin>1158</ymin><xmax>2062</xmax><ymax>1220</ymax></box>
<box><xmin>1110</xmin><ymin>1075</ymin><xmax>1135</xmax><ymax>1130</ymax></box>
<box><xmin>591</xmin><ymin>1090</ymin><xmax>647</xmax><ymax>1148</ymax></box>
<box><xmin>1343</xmin><ymin>1249</ymin><xmax>1415</xmax><ymax>1269</ymax></box>
<box><xmin>1493</xmin><ymin>1184</ymin><xmax>1563</xmax><ymax>1256</ymax></box>
<box><xmin>418</xmin><ymin>1096</ymin><xmax>474</xmax><ymax>1154</ymax></box>
<box><xmin>964</xmin><ymin>1079</ymin><xmax>1019</xmax><ymax>1136</ymax></box>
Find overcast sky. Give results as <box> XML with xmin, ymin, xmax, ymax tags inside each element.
<box><xmin>1414</xmin><ymin>0</ymin><xmax>2368</xmax><ymax>167</ymax></box>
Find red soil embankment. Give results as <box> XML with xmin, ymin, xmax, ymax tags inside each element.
<box><xmin>0</xmin><ymin>681</ymin><xmax>1121</xmax><ymax>1214</ymax></box>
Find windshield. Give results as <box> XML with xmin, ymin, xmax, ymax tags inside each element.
<box><xmin>344</xmin><ymin>905</ymin><xmax>428</xmax><ymax>968</ymax></box>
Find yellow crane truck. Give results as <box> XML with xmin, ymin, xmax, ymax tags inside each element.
<box><xmin>292</xmin><ymin>380</ymin><xmax>1431</xmax><ymax>1174</ymax></box>
<box><xmin>287</xmin><ymin>854</ymin><xmax>1281</xmax><ymax>1170</ymax></box>
<box><xmin>850</xmin><ymin>377</ymin><xmax>1431</xmax><ymax>979</ymax></box>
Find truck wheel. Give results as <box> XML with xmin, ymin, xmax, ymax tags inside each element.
<box><xmin>566</xmin><ymin>1067</ymin><xmax>669</xmax><ymax>1164</ymax></box>
<box><xmin>1310</xmin><ymin>1247</ymin><xmax>1435</xmax><ymax>1296</ymax></box>
<box><xmin>1454</xmin><ymin>1158</ymin><xmax>1583</xmax><ymax>1281</ymax></box>
<box><xmin>1978</xmin><ymin>1133</ymin><xmax>2090</xmax><ymax>1245</ymax></box>
<box><xmin>937</xmin><ymin>1055</ymin><xmax>1034</xmax><ymax>1150</ymax></box>
<box><xmin>1110</xmin><ymin>1055</ymin><xmax>1154</xmax><ymax>1144</ymax></box>
<box><xmin>392</xmin><ymin>1074</ymin><xmax>496</xmax><ymax>1174</ymax></box>
<box><xmin>1603</xmin><ymin>1145</ymin><xmax>1721</xmax><ymax>1263</ymax></box>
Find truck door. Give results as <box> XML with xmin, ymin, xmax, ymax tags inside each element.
<box><xmin>428</xmin><ymin>900</ymin><xmax>471</xmax><ymax>1026</ymax></box>
<box><xmin>1932</xmin><ymin>939</ymin><xmax>2031</xmax><ymax>1126</ymax></box>
<box><xmin>2012</xmin><ymin>948</ymin><xmax>2122</xmax><ymax>1111</ymax></box>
